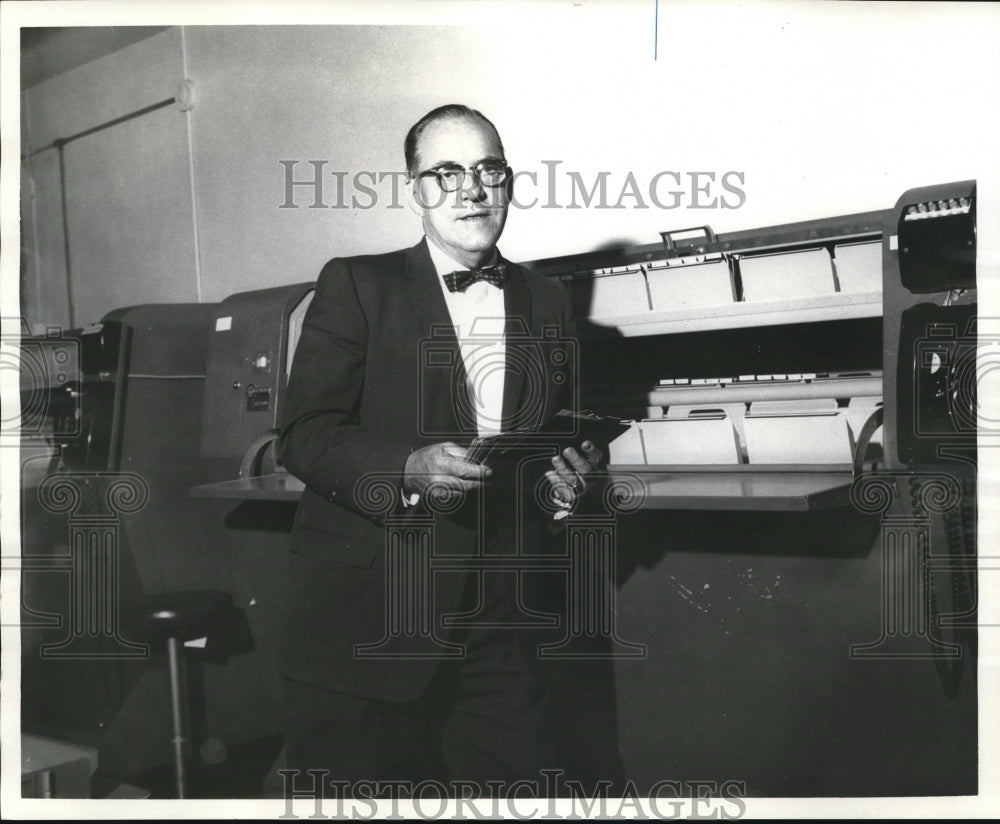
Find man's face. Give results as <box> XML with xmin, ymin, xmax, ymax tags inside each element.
<box><xmin>407</xmin><ymin>116</ymin><xmax>509</xmax><ymax>269</ymax></box>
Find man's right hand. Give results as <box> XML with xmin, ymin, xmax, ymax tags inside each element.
<box><xmin>403</xmin><ymin>442</ymin><xmax>492</xmax><ymax>498</ymax></box>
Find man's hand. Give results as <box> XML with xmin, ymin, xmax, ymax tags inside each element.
<box><xmin>403</xmin><ymin>442</ymin><xmax>492</xmax><ymax>499</ymax></box>
<box><xmin>544</xmin><ymin>440</ymin><xmax>605</xmax><ymax>509</ymax></box>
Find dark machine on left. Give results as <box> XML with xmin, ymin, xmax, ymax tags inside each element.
<box><xmin>17</xmin><ymin>286</ymin><xmax>314</xmax><ymax>798</ymax></box>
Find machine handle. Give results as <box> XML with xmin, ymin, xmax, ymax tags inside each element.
<box><xmin>852</xmin><ymin>406</ymin><xmax>884</xmax><ymax>479</ymax></box>
<box><xmin>659</xmin><ymin>226</ymin><xmax>719</xmax><ymax>255</ymax></box>
<box><xmin>239</xmin><ymin>428</ymin><xmax>280</xmax><ymax>479</ymax></box>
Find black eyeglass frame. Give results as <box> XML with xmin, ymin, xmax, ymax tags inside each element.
<box><xmin>411</xmin><ymin>160</ymin><xmax>512</xmax><ymax>192</ymax></box>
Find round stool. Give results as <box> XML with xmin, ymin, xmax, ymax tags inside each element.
<box><xmin>126</xmin><ymin>590</ymin><xmax>234</xmax><ymax>799</ymax></box>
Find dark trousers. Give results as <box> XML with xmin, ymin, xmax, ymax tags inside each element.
<box><xmin>282</xmin><ymin>569</ymin><xmax>554</xmax><ymax>795</ymax></box>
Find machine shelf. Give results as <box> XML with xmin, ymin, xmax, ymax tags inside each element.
<box><xmin>190</xmin><ymin>468</ymin><xmax>854</xmax><ymax>511</ymax></box>
<box><xmin>190</xmin><ymin>472</ymin><xmax>304</xmax><ymax>501</ymax></box>
<box><xmin>618</xmin><ymin>468</ymin><xmax>854</xmax><ymax>511</ymax></box>
<box><xmin>578</xmin><ymin>290</ymin><xmax>882</xmax><ymax>338</ymax></box>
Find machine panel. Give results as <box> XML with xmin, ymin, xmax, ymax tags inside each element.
<box><xmin>199</xmin><ymin>284</ymin><xmax>314</xmax><ymax>470</ymax></box>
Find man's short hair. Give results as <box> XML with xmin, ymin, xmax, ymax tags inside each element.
<box><xmin>404</xmin><ymin>104</ymin><xmax>505</xmax><ymax>177</ymax></box>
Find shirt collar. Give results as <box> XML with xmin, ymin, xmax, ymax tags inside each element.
<box><xmin>426</xmin><ymin>237</ymin><xmax>499</xmax><ymax>281</ymax></box>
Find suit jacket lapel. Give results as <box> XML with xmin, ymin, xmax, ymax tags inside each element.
<box><xmin>404</xmin><ymin>239</ymin><xmax>477</xmax><ymax>441</ymax></box>
<box><xmin>501</xmin><ymin>261</ymin><xmax>535</xmax><ymax>432</ymax></box>
<box><xmin>404</xmin><ymin>238</ymin><xmax>452</xmax><ymax>340</ymax></box>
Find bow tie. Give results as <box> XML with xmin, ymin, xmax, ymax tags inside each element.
<box><xmin>443</xmin><ymin>263</ymin><xmax>508</xmax><ymax>293</ymax></box>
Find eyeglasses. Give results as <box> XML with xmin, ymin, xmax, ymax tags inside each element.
<box><xmin>415</xmin><ymin>160</ymin><xmax>510</xmax><ymax>192</ymax></box>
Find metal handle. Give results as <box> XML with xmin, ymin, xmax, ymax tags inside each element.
<box><xmin>239</xmin><ymin>428</ymin><xmax>280</xmax><ymax>479</ymax></box>
<box><xmin>659</xmin><ymin>225</ymin><xmax>718</xmax><ymax>255</ymax></box>
<box><xmin>852</xmin><ymin>406</ymin><xmax>884</xmax><ymax>479</ymax></box>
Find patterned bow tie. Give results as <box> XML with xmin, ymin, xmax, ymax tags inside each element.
<box><xmin>443</xmin><ymin>263</ymin><xmax>508</xmax><ymax>293</ymax></box>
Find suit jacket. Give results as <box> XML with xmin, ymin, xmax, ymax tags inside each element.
<box><xmin>277</xmin><ymin>238</ymin><xmax>576</xmax><ymax>701</ymax></box>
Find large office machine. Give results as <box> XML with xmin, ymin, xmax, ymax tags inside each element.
<box><xmin>521</xmin><ymin>182</ymin><xmax>977</xmax><ymax>491</ymax></box>
<box><xmin>18</xmin><ymin>180</ymin><xmax>979</xmax><ymax>798</ymax></box>
<box><xmin>528</xmin><ymin>210</ymin><xmax>887</xmax><ymax>482</ymax></box>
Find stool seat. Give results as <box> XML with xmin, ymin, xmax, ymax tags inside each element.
<box><xmin>126</xmin><ymin>590</ymin><xmax>233</xmax><ymax>642</ymax></box>
<box><xmin>122</xmin><ymin>589</ymin><xmax>236</xmax><ymax>798</ymax></box>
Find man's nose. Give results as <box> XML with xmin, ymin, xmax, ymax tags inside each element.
<box><xmin>460</xmin><ymin>171</ymin><xmax>488</xmax><ymax>202</ymax></box>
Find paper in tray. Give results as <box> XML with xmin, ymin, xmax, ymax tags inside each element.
<box><xmin>466</xmin><ymin>409</ymin><xmax>630</xmax><ymax>469</ymax></box>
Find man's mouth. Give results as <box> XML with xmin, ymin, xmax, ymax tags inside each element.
<box><xmin>458</xmin><ymin>211</ymin><xmax>491</xmax><ymax>221</ymax></box>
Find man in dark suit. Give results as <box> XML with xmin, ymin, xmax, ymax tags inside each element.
<box><xmin>277</xmin><ymin>104</ymin><xmax>601</xmax><ymax>793</ymax></box>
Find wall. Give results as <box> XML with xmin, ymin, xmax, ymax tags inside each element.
<box><xmin>22</xmin><ymin>26</ymin><xmax>195</xmax><ymax>328</ymax></box>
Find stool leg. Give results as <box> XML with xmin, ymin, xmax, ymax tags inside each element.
<box><xmin>37</xmin><ymin>770</ymin><xmax>53</xmax><ymax>798</ymax></box>
<box><xmin>166</xmin><ymin>636</ymin><xmax>186</xmax><ymax>799</ymax></box>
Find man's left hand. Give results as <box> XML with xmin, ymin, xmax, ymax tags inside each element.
<box><xmin>545</xmin><ymin>440</ymin><xmax>605</xmax><ymax>510</ymax></box>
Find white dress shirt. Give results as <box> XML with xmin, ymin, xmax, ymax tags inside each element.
<box><xmin>426</xmin><ymin>240</ymin><xmax>507</xmax><ymax>438</ymax></box>
<box><xmin>407</xmin><ymin>240</ymin><xmax>572</xmax><ymax>519</ymax></box>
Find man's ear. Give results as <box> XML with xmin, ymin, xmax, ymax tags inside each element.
<box><xmin>405</xmin><ymin>176</ymin><xmax>424</xmax><ymax>217</ymax></box>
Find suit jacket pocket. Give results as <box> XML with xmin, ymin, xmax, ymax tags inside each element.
<box><xmin>289</xmin><ymin>525</ymin><xmax>379</xmax><ymax>569</ymax></box>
